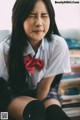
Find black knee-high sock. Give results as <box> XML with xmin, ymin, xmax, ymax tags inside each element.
<box><xmin>46</xmin><ymin>105</ymin><xmax>71</xmax><ymax>120</ymax></box>
<box><xmin>23</xmin><ymin>100</ymin><xmax>45</xmax><ymax>120</ymax></box>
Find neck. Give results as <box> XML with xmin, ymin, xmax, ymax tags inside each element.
<box><xmin>29</xmin><ymin>40</ymin><xmax>41</xmax><ymax>52</ymax></box>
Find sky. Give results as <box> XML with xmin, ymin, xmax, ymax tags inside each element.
<box><xmin>0</xmin><ymin>0</ymin><xmax>80</xmax><ymax>30</ymax></box>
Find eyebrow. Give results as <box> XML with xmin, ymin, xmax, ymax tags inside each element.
<box><xmin>41</xmin><ymin>13</ymin><xmax>48</xmax><ymax>15</ymax></box>
<box><xmin>30</xmin><ymin>12</ymin><xmax>48</xmax><ymax>15</ymax></box>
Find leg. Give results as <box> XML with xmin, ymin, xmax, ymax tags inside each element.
<box><xmin>43</xmin><ymin>96</ymin><xmax>68</xmax><ymax>119</ymax></box>
<box><xmin>7</xmin><ymin>96</ymin><xmax>45</xmax><ymax>120</ymax></box>
<box><xmin>0</xmin><ymin>78</ymin><xmax>45</xmax><ymax>120</ymax></box>
<box><xmin>7</xmin><ymin>96</ymin><xmax>36</xmax><ymax>120</ymax></box>
<box><xmin>43</xmin><ymin>98</ymin><xmax>71</xmax><ymax>120</ymax></box>
<box><xmin>42</xmin><ymin>73</ymin><xmax>71</xmax><ymax>120</ymax></box>
<box><xmin>44</xmin><ymin>98</ymin><xmax>61</xmax><ymax>107</ymax></box>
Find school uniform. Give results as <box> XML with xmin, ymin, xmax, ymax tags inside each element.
<box><xmin>0</xmin><ymin>34</ymin><xmax>71</xmax><ymax>111</ymax></box>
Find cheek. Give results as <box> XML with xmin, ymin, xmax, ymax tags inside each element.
<box><xmin>23</xmin><ymin>21</ymin><xmax>27</xmax><ymax>32</ymax></box>
<box><xmin>23</xmin><ymin>21</ymin><xmax>31</xmax><ymax>34</ymax></box>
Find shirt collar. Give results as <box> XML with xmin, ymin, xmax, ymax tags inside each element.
<box><xmin>23</xmin><ymin>38</ymin><xmax>44</xmax><ymax>56</ymax></box>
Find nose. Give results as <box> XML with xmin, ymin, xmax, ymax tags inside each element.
<box><xmin>35</xmin><ymin>16</ymin><xmax>43</xmax><ymax>27</ymax></box>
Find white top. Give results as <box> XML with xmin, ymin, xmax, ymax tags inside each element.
<box><xmin>0</xmin><ymin>34</ymin><xmax>71</xmax><ymax>89</ymax></box>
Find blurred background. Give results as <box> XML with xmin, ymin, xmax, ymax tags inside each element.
<box><xmin>51</xmin><ymin>0</ymin><xmax>80</xmax><ymax>40</ymax></box>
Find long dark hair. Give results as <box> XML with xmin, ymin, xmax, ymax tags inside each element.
<box><xmin>8</xmin><ymin>0</ymin><xmax>60</xmax><ymax>91</ymax></box>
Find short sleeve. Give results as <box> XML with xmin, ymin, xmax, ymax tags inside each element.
<box><xmin>0</xmin><ymin>41</ymin><xmax>9</xmax><ymax>80</ymax></box>
<box><xmin>44</xmin><ymin>35</ymin><xmax>71</xmax><ymax>78</ymax></box>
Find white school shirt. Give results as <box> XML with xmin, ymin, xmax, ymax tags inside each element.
<box><xmin>0</xmin><ymin>34</ymin><xmax>71</xmax><ymax>90</ymax></box>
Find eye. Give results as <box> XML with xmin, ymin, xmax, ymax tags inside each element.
<box><xmin>42</xmin><ymin>15</ymin><xmax>48</xmax><ymax>18</ymax></box>
<box><xmin>41</xmin><ymin>13</ymin><xmax>49</xmax><ymax>18</ymax></box>
<box><xmin>28</xmin><ymin>13</ymin><xmax>36</xmax><ymax>18</ymax></box>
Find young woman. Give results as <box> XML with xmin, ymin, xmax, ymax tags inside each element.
<box><xmin>0</xmin><ymin>0</ymin><xmax>71</xmax><ymax>120</ymax></box>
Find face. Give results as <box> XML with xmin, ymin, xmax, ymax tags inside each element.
<box><xmin>23</xmin><ymin>0</ymin><xmax>50</xmax><ymax>44</ymax></box>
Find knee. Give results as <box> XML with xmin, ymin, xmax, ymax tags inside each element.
<box><xmin>45</xmin><ymin>104</ymin><xmax>71</xmax><ymax>120</ymax></box>
<box><xmin>23</xmin><ymin>100</ymin><xmax>46</xmax><ymax>120</ymax></box>
<box><xmin>7</xmin><ymin>96</ymin><xmax>37</xmax><ymax>120</ymax></box>
<box><xmin>8</xmin><ymin>100</ymin><xmax>46</xmax><ymax>120</ymax></box>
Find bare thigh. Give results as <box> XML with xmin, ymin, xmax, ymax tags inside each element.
<box><xmin>7</xmin><ymin>96</ymin><xmax>37</xmax><ymax>120</ymax></box>
<box><xmin>44</xmin><ymin>98</ymin><xmax>61</xmax><ymax>108</ymax></box>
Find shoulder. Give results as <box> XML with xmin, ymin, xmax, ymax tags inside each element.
<box><xmin>44</xmin><ymin>34</ymin><xmax>69</xmax><ymax>56</ymax></box>
<box><xmin>49</xmin><ymin>34</ymin><xmax>68</xmax><ymax>52</ymax></box>
<box><xmin>51</xmin><ymin>34</ymin><xmax>67</xmax><ymax>46</ymax></box>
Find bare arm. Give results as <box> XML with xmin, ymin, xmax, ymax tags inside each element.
<box><xmin>36</xmin><ymin>76</ymin><xmax>55</xmax><ymax>101</ymax></box>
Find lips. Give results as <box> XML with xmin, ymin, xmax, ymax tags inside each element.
<box><xmin>33</xmin><ymin>30</ymin><xmax>44</xmax><ymax>32</ymax></box>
